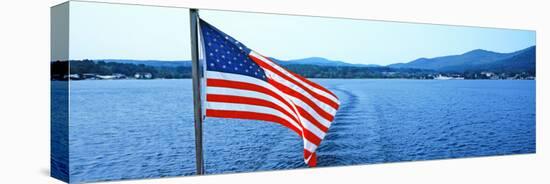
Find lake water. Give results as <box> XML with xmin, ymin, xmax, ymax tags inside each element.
<box><xmin>59</xmin><ymin>79</ymin><xmax>535</xmax><ymax>183</ymax></box>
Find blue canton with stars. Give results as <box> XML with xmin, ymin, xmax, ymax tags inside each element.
<box><xmin>199</xmin><ymin>19</ymin><xmax>267</xmax><ymax>81</ymax></box>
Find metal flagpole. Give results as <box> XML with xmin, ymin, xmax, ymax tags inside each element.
<box><xmin>189</xmin><ymin>8</ymin><xmax>205</xmax><ymax>175</ymax></box>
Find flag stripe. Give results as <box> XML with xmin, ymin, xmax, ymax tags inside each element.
<box><xmin>249</xmin><ymin>51</ymin><xmax>339</xmax><ymax>105</ymax></box>
<box><xmin>206</xmin><ymin>86</ymin><xmax>301</xmax><ymax>123</ymax></box>
<box><xmin>298</xmin><ymin>117</ymin><xmax>327</xmax><ymax>140</ymax></box>
<box><xmin>200</xmin><ymin>19</ymin><xmax>340</xmax><ymax>167</ymax></box>
<box><xmin>250</xmin><ymin>52</ymin><xmax>340</xmax><ymax>103</ymax></box>
<box><xmin>206</xmin><ymin>101</ymin><xmax>324</xmax><ymax>142</ymax></box>
<box><xmin>205</xmin><ymin>65</ymin><xmax>335</xmax><ymax>166</ymax></box>
<box><xmin>207</xmin><ymin>72</ymin><xmax>333</xmax><ymax>129</ymax></box>
<box><xmin>268</xmin><ymin>79</ymin><xmax>335</xmax><ymax>122</ymax></box>
<box><xmin>289</xmin><ymin>71</ymin><xmax>338</xmax><ymax>99</ymax></box>
<box><xmin>296</xmin><ymin>107</ymin><xmax>329</xmax><ymax>132</ymax></box>
<box><xmin>206</xmin><ymin>85</ymin><xmax>327</xmax><ymax>138</ymax></box>
<box><xmin>249</xmin><ymin>54</ymin><xmax>340</xmax><ymax>109</ymax></box>
<box><xmin>267</xmin><ymin>72</ymin><xmax>337</xmax><ymax>114</ymax></box>
<box><xmin>205</xmin><ymin>107</ymin><xmax>322</xmax><ymax>146</ymax></box>
<box><xmin>206</xmin><ymin>94</ymin><xmax>302</xmax><ymax>129</ymax></box>
<box><xmin>286</xmin><ymin>95</ymin><xmax>333</xmax><ymax>128</ymax></box>
<box><xmin>303</xmin><ymin>139</ymin><xmax>318</xmax><ymax>153</ymax></box>
<box><xmin>207</xmin><ymin>78</ymin><xmax>297</xmax><ymax>117</ymax></box>
<box><xmin>206</xmin><ymin>106</ymin><xmax>303</xmax><ymax>136</ymax></box>
<box><xmin>303</xmin><ymin>150</ymin><xmax>317</xmax><ymax>167</ymax></box>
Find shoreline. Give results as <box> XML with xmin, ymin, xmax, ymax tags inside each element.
<box><xmin>52</xmin><ymin>78</ymin><xmax>536</xmax><ymax>81</ymax></box>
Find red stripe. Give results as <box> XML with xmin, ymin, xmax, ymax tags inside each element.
<box><xmin>206</xmin><ymin>94</ymin><xmax>302</xmax><ymax>128</ymax></box>
<box><xmin>206</xmin><ymin>79</ymin><xmax>333</xmax><ymax>135</ymax></box>
<box><xmin>206</xmin><ymin>62</ymin><xmax>336</xmax><ymax>167</ymax></box>
<box><xmin>207</xmin><ymin>79</ymin><xmax>299</xmax><ymax>118</ymax></box>
<box><xmin>296</xmin><ymin>106</ymin><xmax>329</xmax><ymax>132</ymax></box>
<box><xmin>207</xmin><ymin>78</ymin><xmax>331</xmax><ymax>133</ymax></box>
<box><xmin>249</xmin><ymin>55</ymin><xmax>340</xmax><ymax>109</ymax></box>
<box><xmin>206</xmin><ymin>109</ymin><xmax>302</xmax><ymax>136</ymax></box>
<box><xmin>268</xmin><ymin>78</ymin><xmax>335</xmax><ymax>122</ymax></box>
<box><xmin>206</xmin><ymin>109</ymin><xmax>322</xmax><ymax>147</ymax></box>
<box><xmin>304</xmin><ymin>150</ymin><xmax>317</xmax><ymax>167</ymax></box>
<box><xmin>302</xmin><ymin>128</ymin><xmax>321</xmax><ymax>145</ymax></box>
<box><xmin>289</xmin><ymin>71</ymin><xmax>338</xmax><ymax>100</ymax></box>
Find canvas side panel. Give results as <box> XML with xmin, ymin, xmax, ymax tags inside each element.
<box><xmin>51</xmin><ymin>2</ymin><xmax>70</xmax><ymax>183</ymax></box>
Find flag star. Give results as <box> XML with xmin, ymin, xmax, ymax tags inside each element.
<box><xmin>239</xmin><ymin>63</ymin><xmax>243</xmax><ymax>66</ymax></box>
<box><xmin>208</xmin><ymin>42</ymin><xmax>212</xmax><ymax>46</ymax></box>
<box><xmin>225</xmin><ymin>36</ymin><xmax>229</xmax><ymax>40</ymax></box>
<box><xmin>228</xmin><ymin>61</ymin><xmax>232</xmax><ymax>64</ymax></box>
<box><xmin>216</xmin><ymin>59</ymin><xmax>220</xmax><ymax>62</ymax></box>
<box><xmin>222</xmin><ymin>65</ymin><xmax>226</xmax><ymax>68</ymax></box>
<box><xmin>210</xmin><ymin>63</ymin><xmax>214</xmax><ymax>66</ymax></box>
<box><xmin>209</xmin><ymin>53</ymin><xmax>213</xmax><ymax>56</ymax></box>
<box><xmin>234</xmin><ymin>67</ymin><xmax>238</xmax><ymax>70</ymax></box>
<box><xmin>245</xmin><ymin>69</ymin><xmax>249</xmax><ymax>72</ymax></box>
<box><xmin>221</xmin><ymin>55</ymin><xmax>225</xmax><ymax>58</ymax></box>
<box><xmin>239</xmin><ymin>46</ymin><xmax>243</xmax><ymax>50</ymax></box>
<box><xmin>220</xmin><ymin>45</ymin><xmax>224</xmax><ymax>48</ymax></box>
<box><xmin>215</xmin><ymin>49</ymin><xmax>218</xmax><ymax>52</ymax></box>
<box><xmin>233</xmin><ymin>57</ymin><xmax>237</xmax><ymax>60</ymax></box>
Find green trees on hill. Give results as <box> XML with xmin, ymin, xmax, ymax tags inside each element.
<box><xmin>57</xmin><ymin>59</ymin><xmax>534</xmax><ymax>80</ymax></box>
<box><xmin>283</xmin><ymin>64</ymin><xmax>432</xmax><ymax>78</ymax></box>
<box><xmin>69</xmin><ymin>60</ymin><xmax>191</xmax><ymax>79</ymax></box>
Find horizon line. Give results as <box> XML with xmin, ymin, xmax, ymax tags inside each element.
<box><xmin>69</xmin><ymin>44</ymin><xmax>535</xmax><ymax>66</ymax></box>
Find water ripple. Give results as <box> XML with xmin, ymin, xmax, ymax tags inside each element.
<box><xmin>59</xmin><ymin>79</ymin><xmax>535</xmax><ymax>183</ymax></box>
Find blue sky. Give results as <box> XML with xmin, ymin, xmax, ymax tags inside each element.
<box><xmin>70</xmin><ymin>1</ymin><xmax>535</xmax><ymax>65</ymax></box>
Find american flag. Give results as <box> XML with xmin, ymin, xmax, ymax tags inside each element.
<box><xmin>199</xmin><ymin>19</ymin><xmax>340</xmax><ymax>167</ymax></box>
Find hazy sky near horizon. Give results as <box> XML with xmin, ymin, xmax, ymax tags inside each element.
<box><xmin>69</xmin><ymin>1</ymin><xmax>535</xmax><ymax>65</ymax></box>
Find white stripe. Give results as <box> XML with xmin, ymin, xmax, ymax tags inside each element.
<box><xmin>206</xmin><ymin>86</ymin><xmax>300</xmax><ymax>124</ymax></box>
<box><xmin>206</xmin><ymin>69</ymin><xmax>328</xmax><ymax>165</ymax></box>
<box><xmin>207</xmin><ymin>71</ymin><xmax>334</xmax><ymax>128</ymax></box>
<box><xmin>299</xmin><ymin>117</ymin><xmax>326</xmax><ymax>139</ymax></box>
<box><xmin>207</xmin><ymin>70</ymin><xmax>261</xmax><ymax>83</ymax></box>
<box><xmin>250</xmin><ymin>51</ymin><xmax>340</xmax><ymax>104</ymax></box>
<box><xmin>206</xmin><ymin>70</ymin><xmax>303</xmax><ymax>122</ymax></box>
<box><xmin>249</xmin><ymin>54</ymin><xmax>338</xmax><ymax>119</ymax></box>
<box><xmin>304</xmin><ymin>139</ymin><xmax>318</xmax><ymax>164</ymax></box>
<box><xmin>251</xmin><ymin>51</ymin><xmax>339</xmax><ymax>103</ymax></box>
<box><xmin>266</xmin><ymin>70</ymin><xmax>337</xmax><ymax>114</ymax></box>
<box><xmin>289</xmin><ymin>95</ymin><xmax>332</xmax><ymax>127</ymax></box>
<box><xmin>303</xmin><ymin>139</ymin><xmax>318</xmax><ymax>153</ymax></box>
<box><xmin>207</xmin><ymin>87</ymin><xmax>327</xmax><ymax>139</ymax></box>
<box><xmin>206</xmin><ymin>101</ymin><xmax>303</xmax><ymax>132</ymax></box>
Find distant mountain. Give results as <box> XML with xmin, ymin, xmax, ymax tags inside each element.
<box><xmin>103</xmin><ymin>59</ymin><xmax>191</xmax><ymax>67</ymax></box>
<box><xmin>387</xmin><ymin>46</ymin><xmax>535</xmax><ymax>72</ymax></box>
<box><xmin>103</xmin><ymin>57</ymin><xmax>368</xmax><ymax>68</ymax></box>
<box><xmin>97</xmin><ymin>46</ymin><xmax>535</xmax><ymax>74</ymax></box>
<box><xmin>473</xmin><ymin>46</ymin><xmax>535</xmax><ymax>73</ymax></box>
<box><xmin>271</xmin><ymin>57</ymin><xmax>372</xmax><ymax>67</ymax></box>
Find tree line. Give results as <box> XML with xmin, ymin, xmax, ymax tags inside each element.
<box><xmin>51</xmin><ymin>60</ymin><xmax>534</xmax><ymax>80</ymax></box>
<box><xmin>68</xmin><ymin>60</ymin><xmax>191</xmax><ymax>79</ymax></box>
<box><xmin>282</xmin><ymin>64</ymin><xmax>433</xmax><ymax>78</ymax></box>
